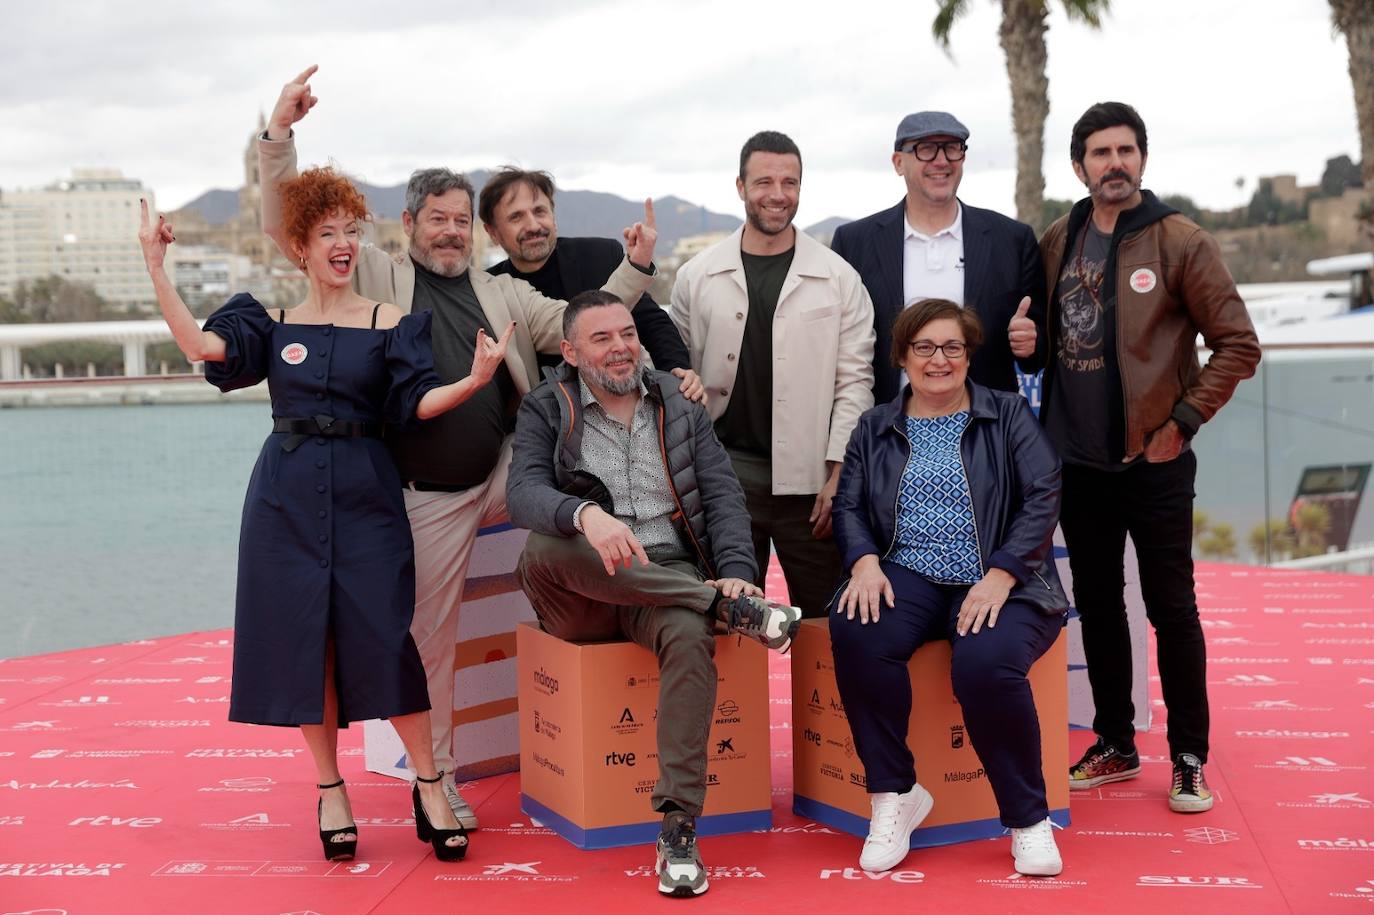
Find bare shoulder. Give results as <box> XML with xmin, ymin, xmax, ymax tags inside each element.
<box><xmin>372</xmin><ymin>302</ymin><xmax>406</xmax><ymax>330</ymax></box>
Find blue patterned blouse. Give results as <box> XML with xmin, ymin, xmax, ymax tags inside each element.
<box><xmin>888</xmin><ymin>412</ymin><xmax>983</xmax><ymax>583</ymax></box>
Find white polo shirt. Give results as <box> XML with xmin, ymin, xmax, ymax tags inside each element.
<box><xmin>902</xmin><ymin>204</ymin><xmax>965</xmax><ymax>307</ymax></box>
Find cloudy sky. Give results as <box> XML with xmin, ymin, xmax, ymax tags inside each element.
<box><xmin>0</xmin><ymin>0</ymin><xmax>1358</xmax><ymax>228</ymax></box>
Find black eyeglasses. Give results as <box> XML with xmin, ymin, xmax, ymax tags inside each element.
<box><xmin>909</xmin><ymin>340</ymin><xmax>967</xmax><ymax>359</ymax></box>
<box><xmin>901</xmin><ymin>141</ymin><xmax>967</xmax><ymax>162</ymax></box>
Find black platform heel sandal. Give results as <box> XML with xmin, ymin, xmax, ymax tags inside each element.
<box><xmin>412</xmin><ymin>771</ymin><xmax>468</xmax><ymax>861</ymax></box>
<box><xmin>316</xmin><ymin>778</ymin><xmax>357</xmax><ymax>861</ymax></box>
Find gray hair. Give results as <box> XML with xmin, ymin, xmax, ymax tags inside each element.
<box><xmin>404</xmin><ymin>168</ymin><xmax>476</xmax><ymax>220</ymax></box>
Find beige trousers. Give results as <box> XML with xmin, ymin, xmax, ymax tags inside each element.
<box><xmin>403</xmin><ymin>436</ymin><xmax>512</xmax><ymax>777</ymax></box>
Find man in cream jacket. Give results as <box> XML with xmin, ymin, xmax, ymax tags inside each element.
<box><xmin>671</xmin><ymin>131</ymin><xmax>875</xmax><ymax>618</ymax></box>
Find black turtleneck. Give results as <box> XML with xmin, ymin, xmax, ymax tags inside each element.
<box><xmin>386</xmin><ymin>263</ymin><xmax>516</xmax><ymax>487</ymax></box>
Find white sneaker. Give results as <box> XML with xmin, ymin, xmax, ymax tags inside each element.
<box><xmin>858</xmin><ymin>784</ymin><xmax>933</xmax><ymax>872</ymax></box>
<box><xmin>1010</xmin><ymin>817</ymin><xmax>1062</xmax><ymax>876</ymax></box>
<box><xmin>443</xmin><ymin>778</ymin><xmax>480</xmax><ymax>831</ymax></box>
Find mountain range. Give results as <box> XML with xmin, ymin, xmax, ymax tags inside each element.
<box><xmin>174</xmin><ymin>171</ymin><xmax>846</xmax><ymax>249</ymax></box>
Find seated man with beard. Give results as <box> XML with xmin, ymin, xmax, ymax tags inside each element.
<box><xmin>506</xmin><ymin>290</ymin><xmax>801</xmax><ymax>898</ymax></box>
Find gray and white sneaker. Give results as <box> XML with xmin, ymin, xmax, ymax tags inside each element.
<box><xmin>655</xmin><ymin>811</ymin><xmax>708</xmax><ymax>897</ymax></box>
<box><xmin>723</xmin><ymin>594</ymin><xmax>802</xmax><ymax>652</ymax></box>
<box><xmin>443</xmin><ymin>778</ymin><xmax>480</xmax><ymax>831</ymax></box>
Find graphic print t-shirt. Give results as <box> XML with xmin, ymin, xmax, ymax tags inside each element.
<box><xmin>1045</xmin><ymin>223</ymin><xmax>1117</xmax><ymax>469</ymax></box>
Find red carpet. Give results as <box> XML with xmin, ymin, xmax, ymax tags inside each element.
<box><xmin>1</xmin><ymin>562</ymin><xmax>1371</xmax><ymax>914</ymax></box>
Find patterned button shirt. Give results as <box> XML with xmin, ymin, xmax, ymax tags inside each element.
<box><xmin>889</xmin><ymin>411</ymin><xmax>982</xmax><ymax>583</ymax></box>
<box><xmin>578</xmin><ymin>377</ymin><xmax>685</xmax><ymax>557</ymax></box>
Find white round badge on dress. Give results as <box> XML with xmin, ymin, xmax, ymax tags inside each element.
<box><xmin>280</xmin><ymin>343</ymin><xmax>308</xmax><ymax>365</ymax></box>
<box><xmin>1129</xmin><ymin>268</ymin><xmax>1157</xmax><ymax>294</ymax></box>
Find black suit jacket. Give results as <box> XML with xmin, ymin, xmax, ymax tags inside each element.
<box><xmin>488</xmin><ymin>236</ymin><xmax>690</xmax><ymax>372</ymax></box>
<box><xmin>830</xmin><ymin>199</ymin><xmax>1047</xmax><ymax>403</ymax></box>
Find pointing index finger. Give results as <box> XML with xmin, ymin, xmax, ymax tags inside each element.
<box><xmin>293</xmin><ymin>64</ymin><xmax>319</xmax><ymax>85</ymax></box>
<box><xmin>642</xmin><ymin>197</ymin><xmax>655</xmax><ymax>229</ymax></box>
<box><xmin>139</xmin><ymin>197</ymin><xmax>150</xmax><ymax>228</ymax></box>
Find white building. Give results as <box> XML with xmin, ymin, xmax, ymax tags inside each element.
<box><xmin>165</xmin><ymin>244</ymin><xmax>273</xmax><ymax>312</ymax></box>
<box><xmin>0</xmin><ymin>168</ymin><xmax>156</xmax><ymax>312</ymax></box>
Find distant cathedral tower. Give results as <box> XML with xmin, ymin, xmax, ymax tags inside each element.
<box><xmin>237</xmin><ymin>113</ymin><xmax>267</xmax><ymax>265</ymax></box>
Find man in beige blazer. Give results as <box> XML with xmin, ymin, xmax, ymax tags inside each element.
<box><xmin>260</xmin><ymin>67</ymin><xmax>659</xmax><ymax>829</ymax></box>
<box><xmin>671</xmin><ymin>131</ymin><xmax>875</xmax><ymax>619</ymax></box>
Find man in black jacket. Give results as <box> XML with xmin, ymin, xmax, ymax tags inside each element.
<box><xmin>831</xmin><ymin>111</ymin><xmax>1047</xmax><ymax>404</ymax></box>
<box><xmin>480</xmin><ymin>167</ymin><xmax>697</xmax><ymax>382</ymax></box>
<box><xmin>506</xmin><ymin>290</ymin><xmax>799</xmax><ymax>899</ymax></box>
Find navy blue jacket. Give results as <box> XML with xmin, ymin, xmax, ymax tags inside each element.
<box><xmin>489</xmin><ymin>236</ymin><xmax>691</xmax><ymax>372</ymax></box>
<box><xmin>830</xmin><ymin>199</ymin><xmax>1047</xmax><ymax>403</ymax></box>
<box><xmin>831</xmin><ymin>381</ymin><xmax>1068</xmax><ymax>613</ymax></box>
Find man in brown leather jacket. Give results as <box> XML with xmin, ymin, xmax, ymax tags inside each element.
<box><xmin>1039</xmin><ymin>102</ymin><xmax>1260</xmax><ymax>814</ymax></box>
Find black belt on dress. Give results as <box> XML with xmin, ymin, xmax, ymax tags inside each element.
<box><xmin>273</xmin><ymin>415</ymin><xmax>382</xmax><ymax>452</ymax></box>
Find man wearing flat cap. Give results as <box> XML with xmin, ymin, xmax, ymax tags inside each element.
<box><xmin>831</xmin><ymin>111</ymin><xmax>1047</xmax><ymax>404</ymax></box>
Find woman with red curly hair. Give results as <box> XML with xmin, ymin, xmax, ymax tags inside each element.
<box><xmin>137</xmin><ymin>168</ymin><xmax>507</xmax><ymax>863</ymax></box>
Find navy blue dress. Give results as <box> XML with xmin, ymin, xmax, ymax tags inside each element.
<box><xmin>204</xmin><ymin>294</ymin><xmax>440</xmax><ymax>727</ymax></box>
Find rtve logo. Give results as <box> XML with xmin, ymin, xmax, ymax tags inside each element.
<box><xmin>604</xmin><ymin>750</ymin><xmax>636</xmax><ymax>767</ymax></box>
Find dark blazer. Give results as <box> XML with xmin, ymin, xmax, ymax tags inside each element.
<box><xmin>830</xmin><ymin>199</ymin><xmax>1048</xmax><ymax>403</ymax></box>
<box><xmin>489</xmin><ymin>236</ymin><xmax>691</xmax><ymax>372</ymax></box>
<box><xmin>831</xmin><ymin>381</ymin><xmax>1068</xmax><ymax>614</ymax></box>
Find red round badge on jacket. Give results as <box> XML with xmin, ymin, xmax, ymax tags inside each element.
<box><xmin>1129</xmin><ymin>268</ymin><xmax>1157</xmax><ymax>294</ymax></box>
<box><xmin>280</xmin><ymin>343</ymin><xmax>308</xmax><ymax>365</ymax></box>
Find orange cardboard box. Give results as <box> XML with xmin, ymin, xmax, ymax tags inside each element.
<box><xmin>517</xmin><ymin>622</ymin><xmax>772</xmax><ymax>848</ymax></box>
<box><xmin>791</xmin><ymin>619</ymin><xmax>1069</xmax><ymax>846</ymax></box>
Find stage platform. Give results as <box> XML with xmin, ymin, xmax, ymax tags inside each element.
<box><xmin>1</xmin><ymin>562</ymin><xmax>1371</xmax><ymax>913</ymax></box>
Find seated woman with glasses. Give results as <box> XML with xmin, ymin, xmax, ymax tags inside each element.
<box><xmin>828</xmin><ymin>298</ymin><xmax>1069</xmax><ymax>878</ymax></box>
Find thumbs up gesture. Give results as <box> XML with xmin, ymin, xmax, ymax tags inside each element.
<box><xmin>1008</xmin><ymin>296</ymin><xmax>1036</xmax><ymax>359</ymax></box>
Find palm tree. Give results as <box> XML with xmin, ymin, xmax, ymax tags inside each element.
<box><xmin>932</xmin><ymin>0</ymin><xmax>1110</xmax><ymax>232</ymax></box>
<box><xmin>1330</xmin><ymin>0</ymin><xmax>1374</xmax><ymax>241</ymax></box>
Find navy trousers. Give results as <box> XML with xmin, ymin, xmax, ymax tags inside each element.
<box><xmin>829</xmin><ymin>560</ymin><xmax>1063</xmax><ymax>828</ymax></box>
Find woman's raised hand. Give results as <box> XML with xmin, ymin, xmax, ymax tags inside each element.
<box><xmin>267</xmin><ymin>65</ymin><xmax>319</xmax><ymax>139</ymax></box>
<box><xmin>137</xmin><ymin>198</ymin><xmax>174</xmax><ymax>271</ymax></box>
<box><xmin>471</xmin><ymin>321</ymin><xmax>516</xmax><ymax>384</ymax></box>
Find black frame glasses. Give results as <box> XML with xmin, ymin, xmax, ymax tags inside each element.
<box><xmin>902</xmin><ymin>140</ymin><xmax>968</xmax><ymax>162</ymax></box>
<box><xmin>908</xmin><ymin>340</ymin><xmax>968</xmax><ymax>359</ymax></box>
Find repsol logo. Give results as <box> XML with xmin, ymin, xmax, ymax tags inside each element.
<box><xmin>533</xmin><ymin>668</ymin><xmax>559</xmax><ymax>694</ymax></box>
<box><xmin>604</xmin><ymin>750</ymin><xmax>636</xmax><ymax>767</ymax></box>
<box><xmin>803</xmin><ymin>728</ymin><xmax>821</xmax><ymax>746</ymax></box>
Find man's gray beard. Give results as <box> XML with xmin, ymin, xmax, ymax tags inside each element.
<box><xmin>581</xmin><ymin>358</ymin><xmax>644</xmax><ymax>397</ymax></box>
<box><xmin>410</xmin><ymin>242</ymin><xmax>470</xmax><ymax>277</ymax></box>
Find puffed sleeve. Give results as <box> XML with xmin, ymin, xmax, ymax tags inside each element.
<box><xmin>202</xmin><ymin>294</ymin><xmax>275</xmax><ymax>392</ymax></box>
<box><xmin>384</xmin><ymin>310</ymin><xmax>443</xmax><ymax>425</ymax></box>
